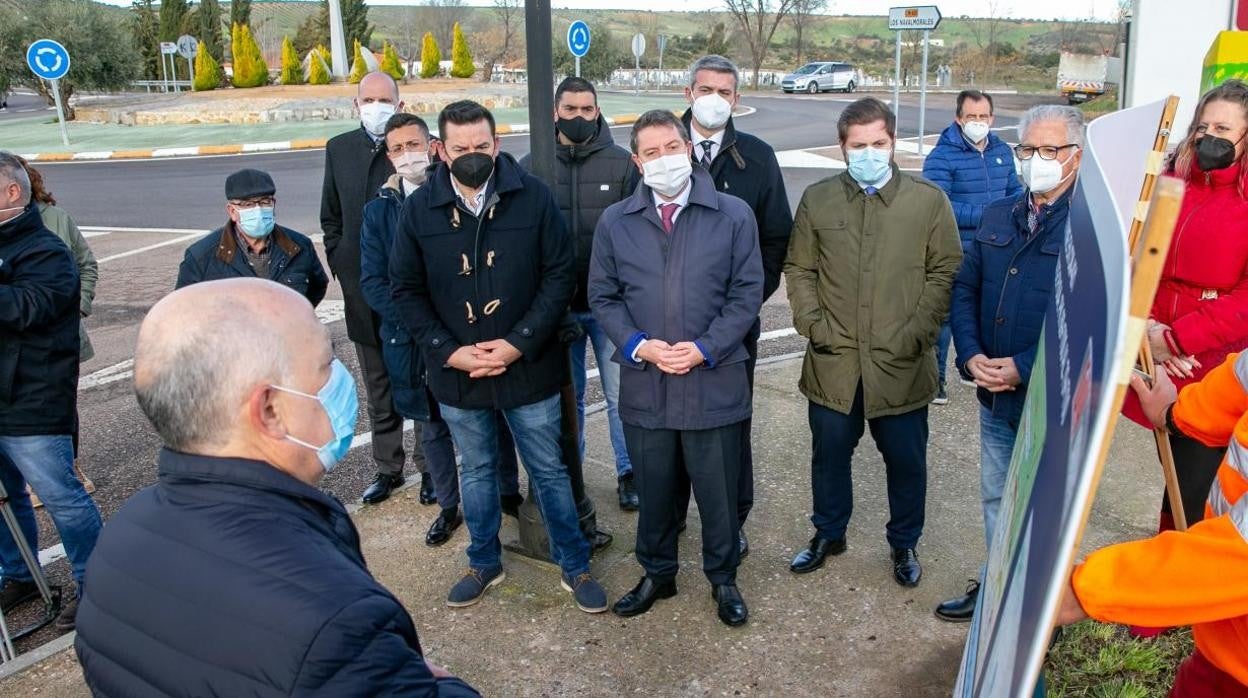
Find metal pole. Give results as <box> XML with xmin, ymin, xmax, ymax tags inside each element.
<box><xmin>187</xmin><ymin>56</ymin><xmax>194</xmax><ymax>89</ymax></box>
<box><xmin>575</xmin><ymin>56</ymin><xmax>580</xmax><ymax>78</ymax></box>
<box><xmin>918</xmin><ymin>30</ymin><xmax>930</xmax><ymax>156</ymax></box>
<box><xmin>49</xmin><ymin>79</ymin><xmax>69</xmax><ymax>147</ymax></box>
<box><xmin>160</xmin><ymin>49</ymin><xmax>168</xmax><ymax>93</ymax></box>
<box><xmin>634</xmin><ymin>55</ymin><xmax>639</xmax><ymax>96</ymax></box>
<box><xmin>328</xmin><ymin>0</ymin><xmax>348</xmax><ymax>79</ymax></box>
<box><xmin>893</xmin><ymin>31</ymin><xmax>902</xmax><ymax>122</ymax></box>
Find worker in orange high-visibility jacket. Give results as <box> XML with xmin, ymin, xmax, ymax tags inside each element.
<box><xmin>1057</xmin><ymin>351</ymin><xmax>1248</xmax><ymax>698</ymax></box>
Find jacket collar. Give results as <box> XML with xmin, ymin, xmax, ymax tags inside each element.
<box><xmin>156</xmin><ymin>448</ymin><xmax>347</xmax><ymax>515</ymax></box>
<box><xmin>1191</xmin><ymin>160</ymin><xmax>1242</xmax><ymax>189</ymax></box>
<box><xmin>840</xmin><ymin>163</ymin><xmax>903</xmax><ymax>206</ymax></box>
<box><xmin>937</xmin><ymin>121</ymin><xmax>1005</xmax><ymax>154</ymax></box>
<box><xmin>622</xmin><ymin>165</ymin><xmax>720</xmax><ymax>216</ymax></box>
<box><xmin>0</xmin><ymin>203</ymin><xmax>44</xmax><ymax>242</ymax></box>
<box><xmin>556</xmin><ymin>113</ymin><xmax>615</xmax><ymax>162</ymax></box>
<box><xmin>215</xmin><ymin>221</ymin><xmax>300</xmax><ymax>265</ymax></box>
<box><xmin>423</xmin><ymin>151</ymin><xmax>526</xmax><ymax>210</ymax></box>
<box><xmin>1008</xmin><ymin>185</ymin><xmax>1074</xmax><ymax>252</ymax></box>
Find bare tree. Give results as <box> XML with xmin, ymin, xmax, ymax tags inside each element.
<box><xmin>789</xmin><ymin>0</ymin><xmax>828</xmax><ymax>66</ymax></box>
<box><xmin>477</xmin><ymin>0</ymin><xmax>520</xmax><ymax>82</ymax></box>
<box><xmin>723</xmin><ymin>0</ymin><xmax>800</xmax><ymax>89</ymax></box>
<box><xmin>966</xmin><ymin>0</ymin><xmax>1008</xmax><ymax>86</ymax></box>
<box><xmin>401</xmin><ymin>7</ymin><xmax>418</xmax><ymax>82</ymax></box>
<box><xmin>425</xmin><ymin>0</ymin><xmax>466</xmax><ymax>50</ymax></box>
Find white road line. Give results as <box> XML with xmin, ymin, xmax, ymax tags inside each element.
<box><xmin>96</xmin><ymin>233</ymin><xmax>203</xmax><ymax>264</ymax></box>
<box><xmin>81</xmin><ymin>230</ymin><xmax>110</xmax><ymax>238</ymax></box>
<box><xmin>80</xmin><ymin>225</ymin><xmax>206</xmax><ymax>235</ymax></box>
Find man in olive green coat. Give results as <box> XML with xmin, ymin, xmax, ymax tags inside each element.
<box><xmin>784</xmin><ymin>98</ymin><xmax>961</xmax><ymax>589</ymax></box>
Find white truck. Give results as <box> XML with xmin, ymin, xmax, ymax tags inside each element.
<box><xmin>1057</xmin><ymin>52</ymin><xmax>1110</xmax><ymax>104</ymax></box>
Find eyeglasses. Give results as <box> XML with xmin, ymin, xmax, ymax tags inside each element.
<box><xmin>229</xmin><ymin>197</ymin><xmax>275</xmax><ymax>208</ymax></box>
<box><xmin>387</xmin><ymin>141</ymin><xmax>428</xmax><ymax>155</ymax></box>
<box><xmin>1013</xmin><ymin>144</ymin><xmax>1079</xmax><ymax>161</ymax></box>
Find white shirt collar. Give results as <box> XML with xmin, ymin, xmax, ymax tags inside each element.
<box><xmin>693</xmin><ymin>129</ymin><xmax>725</xmax><ymax>160</ymax></box>
<box><xmin>651</xmin><ymin>179</ymin><xmax>693</xmax><ymax>224</ymax></box>
<box><xmin>449</xmin><ymin>170</ymin><xmax>490</xmax><ymax>216</ymax></box>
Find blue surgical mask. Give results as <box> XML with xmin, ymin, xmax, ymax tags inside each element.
<box><xmin>237</xmin><ymin>205</ymin><xmax>275</xmax><ymax>239</ymax></box>
<box><xmin>845</xmin><ymin>147</ymin><xmax>892</xmax><ymax>186</ymax></box>
<box><xmin>272</xmin><ymin>359</ymin><xmax>359</xmax><ymax>472</ymax></box>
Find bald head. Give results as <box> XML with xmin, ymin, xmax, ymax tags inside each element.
<box><xmin>135</xmin><ymin>279</ymin><xmax>326</xmax><ymax>453</ymax></box>
<box><xmin>357</xmin><ymin>71</ymin><xmax>400</xmax><ymax>103</ymax></box>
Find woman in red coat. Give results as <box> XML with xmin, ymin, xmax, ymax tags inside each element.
<box><xmin>1125</xmin><ymin>79</ymin><xmax>1248</xmax><ymax>534</ymax></box>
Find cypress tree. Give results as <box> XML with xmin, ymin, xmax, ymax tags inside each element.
<box><xmin>450</xmin><ymin>22</ymin><xmax>474</xmax><ymax>78</ymax></box>
<box><xmin>420</xmin><ymin>32</ymin><xmax>440</xmax><ymax>79</ymax></box>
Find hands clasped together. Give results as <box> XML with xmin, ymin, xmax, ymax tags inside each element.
<box><xmin>637</xmin><ymin>340</ymin><xmax>706</xmax><ymax>375</ymax></box>
<box><xmin>964</xmin><ymin>354</ymin><xmax>1022</xmax><ymax>393</ymax></box>
<box><xmin>447</xmin><ymin>339</ymin><xmax>523</xmax><ymax>378</ymax></box>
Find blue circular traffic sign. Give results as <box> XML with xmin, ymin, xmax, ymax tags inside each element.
<box><xmin>567</xmin><ymin>21</ymin><xmax>591</xmax><ymax>58</ymax></box>
<box><xmin>26</xmin><ymin>39</ymin><xmax>71</xmax><ymax>81</ymax></box>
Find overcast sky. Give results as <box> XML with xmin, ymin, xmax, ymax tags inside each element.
<box><xmin>94</xmin><ymin>0</ymin><xmax>1123</xmax><ymax>22</ymax></box>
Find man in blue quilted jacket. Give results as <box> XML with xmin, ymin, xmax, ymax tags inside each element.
<box><xmin>921</xmin><ymin>90</ymin><xmax>1022</xmax><ymax>404</ymax></box>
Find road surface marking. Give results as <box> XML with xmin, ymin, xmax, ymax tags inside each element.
<box><xmin>80</xmin><ymin>225</ymin><xmax>205</xmax><ymax>236</ymax></box>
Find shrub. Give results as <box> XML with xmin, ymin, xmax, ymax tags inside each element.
<box><xmin>348</xmin><ymin>38</ymin><xmax>367</xmax><ymax>84</ymax></box>
<box><xmin>231</xmin><ymin>23</ymin><xmax>268</xmax><ymax>88</ymax></box>
<box><xmin>420</xmin><ymin>32</ymin><xmax>440</xmax><ymax>79</ymax></box>
<box><xmin>450</xmin><ymin>22</ymin><xmax>474</xmax><ymax>78</ymax></box>
<box><xmin>280</xmin><ymin>36</ymin><xmax>303</xmax><ymax>85</ymax></box>
<box><xmin>193</xmin><ymin>40</ymin><xmax>221</xmax><ymax>91</ymax></box>
<box><xmin>307</xmin><ymin>47</ymin><xmax>331</xmax><ymax>85</ymax></box>
<box><xmin>381</xmin><ymin>40</ymin><xmax>405</xmax><ymax>80</ymax></box>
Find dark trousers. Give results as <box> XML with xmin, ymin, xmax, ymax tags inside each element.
<box><xmin>809</xmin><ymin>382</ymin><xmax>928</xmax><ymax>550</ymax></box>
<box><xmin>626</xmin><ymin>421</ymin><xmax>744</xmax><ymax>586</ymax></box>
<box><xmin>354</xmin><ymin>340</ymin><xmax>423</xmax><ymax>476</ymax></box>
<box><xmin>1160</xmin><ymin>431</ymin><xmax>1225</xmax><ymax>526</ymax></box>
<box><xmin>422</xmin><ymin>401</ymin><xmax>522</xmax><ymax>512</ymax></box>
<box><xmin>674</xmin><ymin>320</ymin><xmax>760</xmax><ymax>527</ymax></box>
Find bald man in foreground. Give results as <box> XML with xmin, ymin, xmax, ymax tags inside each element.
<box><xmin>74</xmin><ymin>279</ymin><xmax>478</xmax><ymax>697</ymax></box>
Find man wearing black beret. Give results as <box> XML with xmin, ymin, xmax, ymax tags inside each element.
<box><xmin>176</xmin><ymin>168</ymin><xmax>328</xmax><ymax>306</ymax></box>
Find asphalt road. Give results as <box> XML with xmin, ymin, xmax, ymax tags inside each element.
<box><xmin>0</xmin><ymin>90</ymin><xmax>51</xmax><ymax>121</ymax></box>
<box><xmin>5</xmin><ymin>89</ymin><xmax>1035</xmax><ymax>651</ymax></box>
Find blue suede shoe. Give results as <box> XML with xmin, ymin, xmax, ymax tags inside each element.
<box><xmin>561</xmin><ymin>572</ymin><xmax>608</xmax><ymax>613</ymax></box>
<box><xmin>446</xmin><ymin>566</ymin><xmax>505</xmax><ymax>608</ymax></box>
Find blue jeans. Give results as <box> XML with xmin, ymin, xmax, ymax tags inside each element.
<box><xmin>936</xmin><ymin>321</ymin><xmax>952</xmax><ymax>384</ymax></box>
<box><xmin>569</xmin><ymin>311</ymin><xmax>632</xmax><ymax>477</ymax></box>
<box><xmin>979</xmin><ymin>405</ymin><xmax>1018</xmax><ymax>554</ymax></box>
<box><xmin>0</xmin><ymin>435</ymin><xmax>102</xmax><ymax>587</ymax></box>
<box><xmin>439</xmin><ymin>395</ymin><xmax>591</xmax><ymax>577</ymax></box>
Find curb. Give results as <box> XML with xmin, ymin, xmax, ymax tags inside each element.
<box><xmin>17</xmin><ymin>112</ymin><xmax>664</xmax><ymax>163</ymax></box>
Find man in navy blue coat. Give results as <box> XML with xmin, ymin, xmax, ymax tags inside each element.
<box><xmin>176</xmin><ymin>168</ymin><xmax>328</xmax><ymax>307</ymax></box>
<box><xmin>921</xmin><ymin>90</ymin><xmax>1022</xmax><ymax>404</ymax></box>
<box><xmin>589</xmin><ymin>110</ymin><xmax>763</xmax><ymax>627</ymax></box>
<box><xmin>75</xmin><ymin>278</ymin><xmax>477</xmax><ymax>697</ymax></box>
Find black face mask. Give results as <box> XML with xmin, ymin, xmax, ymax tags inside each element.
<box><xmin>1196</xmin><ymin>134</ymin><xmax>1239</xmax><ymax>172</ymax></box>
<box><xmin>450</xmin><ymin>152</ymin><xmax>495</xmax><ymax>189</ymax></box>
<box><xmin>556</xmin><ymin>116</ymin><xmax>597</xmax><ymax>144</ymax></box>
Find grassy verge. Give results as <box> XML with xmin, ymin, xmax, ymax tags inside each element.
<box><xmin>1077</xmin><ymin>88</ymin><xmax>1121</xmax><ymax>120</ymax></box>
<box><xmin>1045</xmin><ymin>621</ymin><xmax>1193</xmax><ymax>697</ymax></box>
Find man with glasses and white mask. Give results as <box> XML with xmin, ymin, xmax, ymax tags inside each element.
<box><xmin>922</xmin><ymin>90</ymin><xmax>1022</xmax><ymax>405</ymax></box>
<box><xmin>589</xmin><ymin>110</ymin><xmax>762</xmax><ymax>627</ymax></box>
<box><xmin>177</xmin><ymin>168</ymin><xmax>327</xmax><ymax>307</ymax></box>
<box><xmin>677</xmin><ymin>54</ymin><xmax>792</xmax><ymax>560</ymax></box>
<box><xmin>935</xmin><ymin>104</ymin><xmax>1085</xmax><ymax>623</ymax></box>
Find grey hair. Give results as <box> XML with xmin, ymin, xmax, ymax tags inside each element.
<box><xmin>0</xmin><ymin>151</ymin><xmax>32</xmax><ymax>205</ymax></box>
<box><xmin>1017</xmin><ymin>105</ymin><xmax>1087</xmax><ymax>149</ymax></box>
<box><xmin>630</xmin><ymin>109</ymin><xmax>690</xmax><ymax>154</ymax></box>
<box><xmin>134</xmin><ymin>294</ymin><xmax>293</xmax><ymax>452</ymax></box>
<box><xmin>689</xmin><ymin>55</ymin><xmax>739</xmax><ymax>90</ymax></box>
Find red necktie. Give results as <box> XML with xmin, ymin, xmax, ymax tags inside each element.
<box><xmin>659</xmin><ymin>203</ymin><xmax>679</xmax><ymax>234</ymax></box>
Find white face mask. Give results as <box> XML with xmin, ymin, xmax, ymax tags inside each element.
<box><xmin>392</xmin><ymin>151</ymin><xmax>430</xmax><ymax>185</ymax></box>
<box><xmin>359</xmin><ymin>102</ymin><xmax>396</xmax><ymax>137</ymax></box>
<box><xmin>961</xmin><ymin>120</ymin><xmax>991</xmax><ymax>144</ymax></box>
<box><xmin>1021</xmin><ymin>148</ymin><xmax>1078</xmax><ymax>194</ymax></box>
<box><xmin>691</xmin><ymin>93</ymin><xmax>733</xmax><ymax>131</ymax></box>
<box><xmin>642</xmin><ymin>152</ymin><xmax>693</xmax><ymax>198</ymax></box>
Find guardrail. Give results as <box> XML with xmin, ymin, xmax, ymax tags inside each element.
<box><xmin>130</xmin><ymin>80</ymin><xmax>193</xmax><ymax>93</ymax></box>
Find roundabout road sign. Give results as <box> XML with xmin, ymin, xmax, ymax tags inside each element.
<box><xmin>567</xmin><ymin>21</ymin><xmax>591</xmax><ymax>58</ymax></box>
<box><xmin>26</xmin><ymin>39</ymin><xmax>71</xmax><ymax>81</ymax></box>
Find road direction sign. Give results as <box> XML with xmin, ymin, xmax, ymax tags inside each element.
<box><xmin>631</xmin><ymin>33</ymin><xmax>646</xmax><ymax>59</ymax></box>
<box><xmin>160</xmin><ymin>41</ymin><xmax>178</xmax><ymax>55</ymax></box>
<box><xmin>888</xmin><ymin>5</ymin><xmax>942</xmax><ymax>31</ymax></box>
<box><xmin>25</xmin><ymin>39</ymin><xmax>70</xmax><ymax>81</ymax></box>
<box><xmin>567</xmin><ymin>21</ymin><xmax>591</xmax><ymax>58</ymax></box>
<box><xmin>177</xmin><ymin>35</ymin><xmax>198</xmax><ymax>60</ymax></box>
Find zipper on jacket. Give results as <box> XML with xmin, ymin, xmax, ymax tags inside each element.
<box><xmin>987</xmin><ymin>226</ymin><xmax>1045</xmax><ymax>412</ymax></box>
<box><xmin>1164</xmin><ymin>186</ymin><xmax>1215</xmax><ymax>321</ymax></box>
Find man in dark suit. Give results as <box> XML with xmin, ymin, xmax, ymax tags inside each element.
<box><xmin>321</xmin><ymin>71</ymin><xmax>431</xmax><ymax>505</ymax></box>
<box><xmin>677</xmin><ymin>55</ymin><xmax>793</xmax><ymax>557</ymax></box>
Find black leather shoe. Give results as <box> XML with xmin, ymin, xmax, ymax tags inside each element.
<box><xmin>362</xmin><ymin>473</ymin><xmax>405</xmax><ymax>505</ymax></box>
<box><xmin>500</xmin><ymin>493</ymin><xmax>524</xmax><ymax>518</ymax></box>
<box><xmin>892</xmin><ymin>548</ymin><xmax>922</xmax><ymax>588</ymax></box>
<box><xmin>712</xmin><ymin>584</ymin><xmax>748</xmax><ymax>627</ymax></box>
<box><xmin>789</xmin><ymin>536</ymin><xmax>847</xmax><ymax>574</ymax></box>
<box><xmin>617</xmin><ymin>473</ymin><xmax>639</xmax><ymax>511</ymax></box>
<box><xmin>419</xmin><ymin>472</ymin><xmax>437</xmax><ymax>506</ymax></box>
<box><xmin>738</xmin><ymin>530</ymin><xmax>750</xmax><ymax>558</ymax></box>
<box><xmin>612</xmin><ymin>577</ymin><xmax>677</xmax><ymax>618</ymax></box>
<box><xmin>935</xmin><ymin>580</ymin><xmax>979</xmax><ymax>622</ymax></box>
<box><xmin>425</xmin><ymin>508</ymin><xmax>463</xmax><ymax>547</ymax></box>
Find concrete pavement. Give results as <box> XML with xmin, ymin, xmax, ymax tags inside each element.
<box><xmin>0</xmin><ymin>356</ymin><xmax>1167</xmax><ymax>696</ymax></box>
